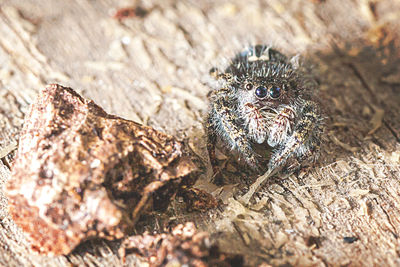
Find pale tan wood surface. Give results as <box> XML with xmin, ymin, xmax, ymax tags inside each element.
<box><xmin>0</xmin><ymin>0</ymin><xmax>400</xmax><ymax>266</ymax></box>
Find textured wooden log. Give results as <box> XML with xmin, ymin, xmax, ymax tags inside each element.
<box><xmin>0</xmin><ymin>0</ymin><xmax>400</xmax><ymax>266</ymax></box>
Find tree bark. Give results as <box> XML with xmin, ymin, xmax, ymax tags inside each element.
<box><xmin>0</xmin><ymin>0</ymin><xmax>399</xmax><ymax>266</ymax></box>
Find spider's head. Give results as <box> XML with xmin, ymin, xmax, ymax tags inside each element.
<box><xmin>232</xmin><ymin>61</ymin><xmax>300</xmax><ymax>110</ymax></box>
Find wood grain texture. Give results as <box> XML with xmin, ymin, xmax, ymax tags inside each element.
<box><xmin>0</xmin><ymin>0</ymin><xmax>399</xmax><ymax>266</ymax></box>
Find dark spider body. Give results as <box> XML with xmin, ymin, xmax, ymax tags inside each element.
<box><xmin>206</xmin><ymin>45</ymin><xmax>323</xmax><ymax>175</ymax></box>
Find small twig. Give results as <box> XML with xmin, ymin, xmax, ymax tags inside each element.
<box><xmin>367</xmin><ymin>106</ymin><xmax>384</xmax><ymax>136</ymax></box>
<box><xmin>231</xmin><ymin>221</ymin><xmax>251</xmax><ymax>246</ymax></box>
<box><xmin>239</xmin><ymin>168</ymin><xmax>278</xmax><ymax>205</ymax></box>
<box><xmin>328</xmin><ymin>131</ymin><xmax>358</xmax><ymax>152</ymax></box>
<box><xmin>0</xmin><ymin>141</ymin><xmax>18</xmax><ymax>159</ymax></box>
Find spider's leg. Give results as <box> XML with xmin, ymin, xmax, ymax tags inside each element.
<box><xmin>207</xmin><ymin>91</ymin><xmax>258</xmax><ymax>170</ymax></box>
<box><xmin>268</xmin><ymin>100</ymin><xmax>323</xmax><ymax>171</ymax></box>
<box><xmin>205</xmin><ymin>116</ymin><xmax>219</xmax><ymax>176</ymax></box>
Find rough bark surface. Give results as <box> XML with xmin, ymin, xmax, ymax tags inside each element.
<box><xmin>0</xmin><ymin>0</ymin><xmax>399</xmax><ymax>266</ymax></box>
<box><xmin>6</xmin><ymin>84</ymin><xmax>198</xmax><ymax>256</ymax></box>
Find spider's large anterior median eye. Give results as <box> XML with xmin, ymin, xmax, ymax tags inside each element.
<box><xmin>255</xmin><ymin>86</ymin><xmax>268</xmax><ymax>98</ymax></box>
<box><xmin>269</xmin><ymin>86</ymin><xmax>281</xmax><ymax>99</ymax></box>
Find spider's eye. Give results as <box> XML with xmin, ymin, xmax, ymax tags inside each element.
<box><xmin>245</xmin><ymin>83</ymin><xmax>253</xmax><ymax>90</ymax></box>
<box><xmin>255</xmin><ymin>86</ymin><xmax>268</xmax><ymax>99</ymax></box>
<box><xmin>269</xmin><ymin>86</ymin><xmax>281</xmax><ymax>99</ymax></box>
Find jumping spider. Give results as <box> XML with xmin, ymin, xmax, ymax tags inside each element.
<box><xmin>206</xmin><ymin>45</ymin><xmax>323</xmax><ymax>182</ymax></box>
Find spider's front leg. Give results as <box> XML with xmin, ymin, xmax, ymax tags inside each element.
<box><xmin>206</xmin><ymin>91</ymin><xmax>258</xmax><ymax>172</ymax></box>
<box><xmin>268</xmin><ymin>99</ymin><xmax>323</xmax><ymax>172</ymax></box>
<box><xmin>239</xmin><ymin>104</ymin><xmax>301</xmax><ymax>204</ymax></box>
<box><xmin>267</xmin><ymin>105</ymin><xmax>297</xmax><ymax>147</ymax></box>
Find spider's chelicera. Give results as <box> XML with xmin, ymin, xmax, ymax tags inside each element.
<box><xmin>206</xmin><ymin>45</ymin><xmax>323</xmax><ymax>176</ymax></box>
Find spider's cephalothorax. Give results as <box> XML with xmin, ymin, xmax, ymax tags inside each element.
<box><xmin>206</xmin><ymin>45</ymin><xmax>323</xmax><ymax>175</ymax></box>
